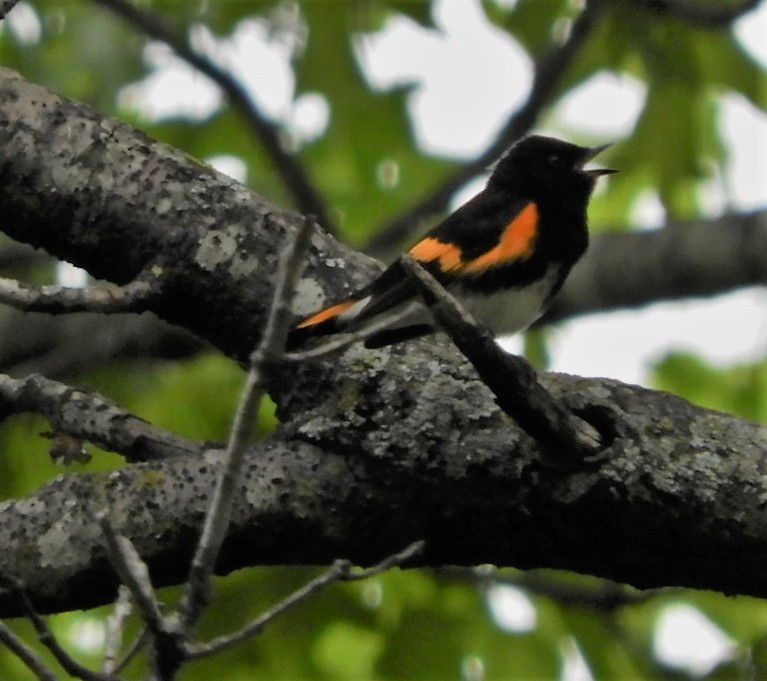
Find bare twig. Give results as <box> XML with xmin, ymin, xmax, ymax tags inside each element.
<box><xmin>0</xmin><ymin>0</ymin><xmax>22</xmax><ymax>20</ymax></box>
<box><xmin>91</xmin><ymin>0</ymin><xmax>336</xmax><ymax>235</ymax></box>
<box><xmin>0</xmin><ymin>373</ymin><xmax>205</xmax><ymax>462</ymax></box>
<box><xmin>178</xmin><ymin>218</ymin><xmax>314</xmax><ymax>636</ymax></box>
<box><xmin>0</xmin><ymin>621</ymin><xmax>58</xmax><ymax>681</ymax></box>
<box><xmin>366</xmin><ymin>0</ymin><xmax>609</xmax><ymax>255</ymax></box>
<box><xmin>400</xmin><ymin>255</ymin><xmax>602</xmax><ymax>463</ymax></box>
<box><xmin>189</xmin><ymin>540</ymin><xmax>424</xmax><ymax>659</ymax></box>
<box><xmin>442</xmin><ymin>565</ymin><xmax>665</xmax><ymax>612</ymax></box>
<box><xmin>98</xmin><ymin>515</ymin><xmax>183</xmax><ymax>680</ymax></box>
<box><xmin>98</xmin><ymin>518</ymin><xmax>170</xmax><ymax>641</ymax></box>
<box><xmin>101</xmin><ymin>586</ymin><xmax>134</xmax><ymax>675</ymax></box>
<box><xmin>0</xmin><ymin>575</ymin><xmax>113</xmax><ymax>681</ymax></box>
<box><xmin>0</xmin><ymin>276</ymin><xmax>155</xmax><ymax>314</ymax></box>
<box><xmin>111</xmin><ymin>627</ymin><xmax>149</xmax><ymax>676</ymax></box>
<box><xmin>632</xmin><ymin>0</ymin><xmax>762</xmax><ymax>27</ymax></box>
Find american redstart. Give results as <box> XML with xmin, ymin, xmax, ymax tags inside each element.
<box><xmin>288</xmin><ymin>135</ymin><xmax>615</xmax><ymax>350</ymax></box>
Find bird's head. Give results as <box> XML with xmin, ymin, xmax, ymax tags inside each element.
<box><xmin>490</xmin><ymin>135</ymin><xmax>617</xmax><ymax>199</ymax></box>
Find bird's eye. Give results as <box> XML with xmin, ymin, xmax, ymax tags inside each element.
<box><xmin>548</xmin><ymin>154</ymin><xmax>566</xmax><ymax>167</ymax></box>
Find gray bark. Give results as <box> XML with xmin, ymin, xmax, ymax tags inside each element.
<box><xmin>1</xmin><ymin>68</ymin><xmax>767</xmax><ymax>615</ymax></box>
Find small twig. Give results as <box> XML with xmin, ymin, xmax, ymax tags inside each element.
<box><xmin>0</xmin><ymin>373</ymin><xmax>205</xmax><ymax>462</ymax></box>
<box><xmin>178</xmin><ymin>218</ymin><xmax>314</xmax><ymax>636</ymax></box>
<box><xmin>0</xmin><ymin>276</ymin><xmax>155</xmax><ymax>314</ymax></box>
<box><xmin>366</xmin><ymin>0</ymin><xmax>609</xmax><ymax>254</ymax></box>
<box><xmin>101</xmin><ymin>586</ymin><xmax>134</xmax><ymax>675</ymax></box>
<box><xmin>91</xmin><ymin>0</ymin><xmax>336</xmax><ymax>235</ymax></box>
<box><xmin>0</xmin><ymin>575</ymin><xmax>113</xmax><ymax>681</ymax></box>
<box><xmin>111</xmin><ymin>626</ymin><xmax>150</xmax><ymax>676</ymax></box>
<box><xmin>188</xmin><ymin>540</ymin><xmax>424</xmax><ymax>659</ymax></box>
<box><xmin>0</xmin><ymin>0</ymin><xmax>22</xmax><ymax>20</ymax></box>
<box><xmin>442</xmin><ymin>565</ymin><xmax>664</xmax><ymax>612</ymax></box>
<box><xmin>342</xmin><ymin>540</ymin><xmax>425</xmax><ymax>580</ymax></box>
<box><xmin>400</xmin><ymin>255</ymin><xmax>602</xmax><ymax>463</ymax></box>
<box><xmin>0</xmin><ymin>621</ymin><xmax>58</xmax><ymax>681</ymax></box>
<box><xmin>98</xmin><ymin>516</ymin><xmax>172</xmax><ymax>641</ymax></box>
<box><xmin>98</xmin><ymin>515</ymin><xmax>184</xmax><ymax>680</ymax></box>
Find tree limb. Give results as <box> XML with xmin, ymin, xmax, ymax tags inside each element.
<box><xmin>1</xmin><ymin>371</ymin><xmax>767</xmax><ymax>616</ymax></box>
<box><xmin>545</xmin><ymin>211</ymin><xmax>767</xmax><ymax>324</ymax></box>
<box><xmin>0</xmin><ymin>275</ymin><xmax>155</xmax><ymax>314</ymax></box>
<box><xmin>2</xmin><ymin>68</ymin><xmax>765</xmax><ymax>358</ymax></box>
<box><xmin>0</xmin><ymin>373</ymin><xmax>205</xmax><ymax>462</ymax></box>
<box><xmin>0</xmin><ymin>68</ymin><xmax>374</xmax><ymax>362</ymax></box>
<box><xmin>3</xmin><ymin>69</ymin><xmax>767</xmax><ymax>615</ymax></box>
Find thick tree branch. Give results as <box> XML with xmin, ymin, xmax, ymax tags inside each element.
<box><xmin>3</xmin><ymin>70</ymin><xmax>767</xmax><ymax>616</ymax></box>
<box><xmin>0</xmin><ymin>67</ymin><xmax>375</xmax><ymax>362</ymax></box>
<box><xmin>545</xmin><ymin>211</ymin><xmax>767</xmax><ymax>324</ymax></box>
<box><xmin>0</xmin><ymin>373</ymin><xmax>767</xmax><ymax>616</ymax></box>
<box><xmin>0</xmin><ymin>310</ymin><xmax>204</xmax><ymax>379</ymax></box>
<box><xmin>2</xmin><ymin>68</ymin><xmax>764</xmax><ymax>358</ymax></box>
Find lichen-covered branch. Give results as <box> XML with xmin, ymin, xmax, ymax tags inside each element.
<box><xmin>0</xmin><ymin>373</ymin><xmax>204</xmax><ymax>462</ymax></box>
<box><xmin>3</xmin><ymin>69</ymin><xmax>767</xmax><ymax>616</ymax></box>
<box><xmin>1</xmin><ymin>373</ymin><xmax>767</xmax><ymax>616</ymax></box>
<box><xmin>0</xmin><ymin>68</ymin><xmax>765</xmax><ymax>361</ymax></box>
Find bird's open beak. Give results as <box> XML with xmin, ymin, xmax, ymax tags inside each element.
<box><xmin>579</xmin><ymin>143</ymin><xmax>618</xmax><ymax>177</ymax></box>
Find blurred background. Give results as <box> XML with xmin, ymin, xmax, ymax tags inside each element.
<box><xmin>1</xmin><ymin>0</ymin><xmax>767</xmax><ymax>678</ymax></box>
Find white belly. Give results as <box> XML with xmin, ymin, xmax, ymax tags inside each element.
<box><xmin>346</xmin><ymin>266</ymin><xmax>561</xmax><ymax>342</ymax></box>
<box><xmin>461</xmin><ymin>266</ymin><xmax>562</xmax><ymax>336</ymax></box>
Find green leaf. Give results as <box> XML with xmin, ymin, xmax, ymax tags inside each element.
<box><xmin>652</xmin><ymin>353</ymin><xmax>767</xmax><ymax>421</ymax></box>
<box><xmin>294</xmin><ymin>3</ymin><xmax>454</xmax><ymax>244</ymax></box>
<box><xmin>4</xmin><ymin>1</ymin><xmax>145</xmax><ymax>112</ymax></box>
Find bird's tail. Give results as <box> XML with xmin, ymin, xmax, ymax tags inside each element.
<box><xmin>286</xmin><ymin>299</ymin><xmax>359</xmax><ymax>351</ymax></box>
<box><xmin>286</xmin><ymin>295</ymin><xmax>434</xmax><ymax>351</ymax></box>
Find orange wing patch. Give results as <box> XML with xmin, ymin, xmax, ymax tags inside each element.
<box><xmin>410</xmin><ymin>203</ymin><xmax>539</xmax><ymax>276</ymax></box>
<box><xmin>409</xmin><ymin>238</ymin><xmax>464</xmax><ymax>272</ymax></box>
<box><xmin>296</xmin><ymin>300</ymin><xmax>355</xmax><ymax>329</ymax></box>
<box><xmin>463</xmin><ymin>202</ymin><xmax>539</xmax><ymax>273</ymax></box>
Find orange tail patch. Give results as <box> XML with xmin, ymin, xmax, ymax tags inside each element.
<box><xmin>295</xmin><ymin>300</ymin><xmax>355</xmax><ymax>329</ymax></box>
